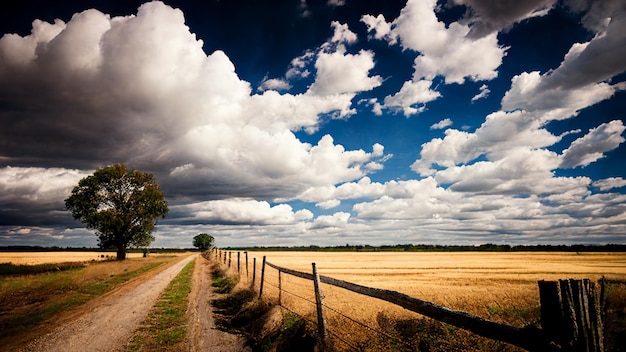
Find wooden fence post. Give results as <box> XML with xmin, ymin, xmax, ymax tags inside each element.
<box><xmin>252</xmin><ymin>257</ymin><xmax>257</xmax><ymax>289</ymax></box>
<box><xmin>312</xmin><ymin>263</ymin><xmax>327</xmax><ymax>352</ymax></box>
<box><xmin>538</xmin><ymin>279</ymin><xmax>604</xmax><ymax>352</ymax></box>
<box><xmin>237</xmin><ymin>251</ymin><xmax>241</xmax><ymax>274</ymax></box>
<box><xmin>245</xmin><ymin>251</ymin><xmax>249</xmax><ymax>281</ymax></box>
<box><xmin>259</xmin><ymin>256</ymin><xmax>266</xmax><ymax>298</ymax></box>
<box><xmin>278</xmin><ymin>271</ymin><xmax>282</xmax><ymax>306</ymax></box>
<box><xmin>228</xmin><ymin>252</ymin><xmax>231</xmax><ymax>268</ymax></box>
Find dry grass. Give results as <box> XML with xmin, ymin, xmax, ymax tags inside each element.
<box><xmin>223</xmin><ymin>251</ymin><xmax>626</xmax><ymax>351</ymax></box>
<box><xmin>0</xmin><ymin>251</ymin><xmax>145</xmax><ymax>265</ymax></box>
<box><xmin>0</xmin><ymin>254</ymin><xmax>188</xmax><ymax>348</ymax></box>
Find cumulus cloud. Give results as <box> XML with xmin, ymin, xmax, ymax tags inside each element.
<box><xmin>561</xmin><ymin>120</ymin><xmax>626</xmax><ymax>168</ymax></box>
<box><xmin>316</xmin><ymin>199</ymin><xmax>341</xmax><ymax>209</ymax></box>
<box><xmin>0</xmin><ymin>166</ymin><xmax>91</xmax><ymax>226</ymax></box>
<box><xmin>361</xmin><ymin>14</ymin><xmax>393</xmax><ymax>42</ymax></box>
<box><xmin>593</xmin><ymin>177</ymin><xmax>626</xmax><ymax>191</ymax></box>
<box><xmin>453</xmin><ymin>0</ymin><xmax>557</xmax><ymax>38</ymax></box>
<box><xmin>361</xmin><ymin>0</ymin><xmax>504</xmax><ymax>116</ymax></box>
<box><xmin>377</xmin><ymin>80</ymin><xmax>441</xmax><ymax>116</ymax></box>
<box><xmin>258</xmin><ymin>77</ymin><xmax>292</xmax><ymax>91</ymax></box>
<box><xmin>471</xmin><ymin>84</ymin><xmax>491</xmax><ymax>101</ymax></box>
<box><xmin>431</xmin><ymin>118</ymin><xmax>453</xmax><ymax>130</ymax></box>
<box><xmin>412</xmin><ymin>110</ymin><xmax>561</xmax><ymax>176</ymax></box>
<box><xmin>0</xmin><ymin>2</ymin><xmax>386</xmax><ymax>204</ymax></box>
<box><xmin>308</xmin><ymin>22</ymin><xmax>381</xmax><ymax>96</ymax></box>
<box><xmin>363</xmin><ymin>0</ymin><xmax>506</xmax><ymax>84</ymax></box>
<box><xmin>169</xmin><ymin>198</ymin><xmax>313</xmax><ymax>225</ymax></box>
<box><xmin>311</xmin><ymin>212</ymin><xmax>350</xmax><ymax>229</ymax></box>
<box><xmin>564</xmin><ymin>0</ymin><xmax>626</xmax><ymax>82</ymax></box>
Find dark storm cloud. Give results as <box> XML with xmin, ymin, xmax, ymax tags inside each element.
<box><xmin>453</xmin><ymin>0</ymin><xmax>556</xmax><ymax>38</ymax></box>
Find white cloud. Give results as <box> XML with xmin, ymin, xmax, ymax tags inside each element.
<box><xmin>366</xmin><ymin>0</ymin><xmax>506</xmax><ymax>84</ymax></box>
<box><xmin>0</xmin><ymin>166</ymin><xmax>92</xmax><ymax>227</ymax></box>
<box><xmin>0</xmin><ymin>166</ymin><xmax>90</xmax><ymax>206</ymax></box>
<box><xmin>561</xmin><ymin>120</ymin><xmax>626</xmax><ymax>168</ymax></box>
<box><xmin>361</xmin><ymin>0</ymin><xmax>504</xmax><ymax>116</ymax></box>
<box><xmin>593</xmin><ymin>177</ymin><xmax>626</xmax><ymax>191</ymax></box>
<box><xmin>311</xmin><ymin>212</ymin><xmax>350</xmax><ymax>229</ymax></box>
<box><xmin>361</xmin><ymin>14</ymin><xmax>394</xmax><ymax>42</ymax></box>
<box><xmin>171</xmin><ymin>198</ymin><xmax>313</xmax><ymax>225</ymax></box>
<box><xmin>502</xmin><ymin>71</ymin><xmax>619</xmax><ymax>121</ymax></box>
<box><xmin>471</xmin><ymin>84</ymin><xmax>491</xmax><ymax>101</ymax></box>
<box><xmin>430</xmin><ymin>118</ymin><xmax>453</xmax><ymax>130</ymax></box>
<box><xmin>316</xmin><ymin>199</ymin><xmax>341</xmax><ymax>209</ymax></box>
<box><xmin>379</xmin><ymin>80</ymin><xmax>441</xmax><ymax>116</ymax></box>
<box><xmin>435</xmin><ymin>148</ymin><xmax>579</xmax><ymax>195</ymax></box>
<box><xmin>328</xmin><ymin>21</ymin><xmax>357</xmax><ymax>44</ymax></box>
<box><xmin>258</xmin><ymin>77</ymin><xmax>292</xmax><ymax>91</ymax></box>
<box><xmin>308</xmin><ymin>46</ymin><xmax>382</xmax><ymax>96</ymax></box>
<box><xmin>0</xmin><ymin>2</ymin><xmax>386</xmax><ymax>203</ymax></box>
<box><xmin>286</xmin><ymin>50</ymin><xmax>314</xmax><ymax>79</ymax></box>
<box><xmin>412</xmin><ymin>110</ymin><xmax>561</xmax><ymax>176</ymax></box>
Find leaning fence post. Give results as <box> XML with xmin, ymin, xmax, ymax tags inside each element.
<box><xmin>538</xmin><ymin>279</ymin><xmax>604</xmax><ymax>352</ymax></box>
<box><xmin>259</xmin><ymin>256</ymin><xmax>266</xmax><ymax>298</ymax></box>
<box><xmin>312</xmin><ymin>262</ymin><xmax>327</xmax><ymax>352</ymax></box>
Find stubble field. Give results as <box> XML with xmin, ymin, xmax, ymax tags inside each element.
<box><xmin>234</xmin><ymin>251</ymin><xmax>626</xmax><ymax>351</ymax></box>
<box><xmin>0</xmin><ymin>251</ymin><xmax>145</xmax><ymax>265</ymax></box>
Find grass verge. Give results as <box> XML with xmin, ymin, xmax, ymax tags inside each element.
<box><xmin>0</xmin><ymin>256</ymin><xmax>176</xmax><ymax>348</ymax></box>
<box><xmin>126</xmin><ymin>258</ymin><xmax>196</xmax><ymax>352</ymax></box>
<box><xmin>0</xmin><ymin>261</ymin><xmax>91</xmax><ymax>275</ymax></box>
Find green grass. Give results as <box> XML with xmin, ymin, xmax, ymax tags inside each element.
<box><xmin>0</xmin><ymin>262</ymin><xmax>90</xmax><ymax>275</ymax></box>
<box><xmin>126</xmin><ymin>258</ymin><xmax>196</xmax><ymax>351</ymax></box>
<box><xmin>210</xmin><ymin>263</ymin><xmax>238</xmax><ymax>294</ymax></box>
<box><xmin>0</xmin><ymin>258</ymin><xmax>171</xmax><ymax>348</ymax></box>
<box><xmin>79</xmin><ymin>263</ymin><xmax>162</xmax><ymax>296</ymax></box>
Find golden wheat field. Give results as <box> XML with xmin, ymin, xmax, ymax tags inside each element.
<box><xmin>231</xmin><ymin>251</ymin><xmax>626</xmax><ymax>351</ymax></box>
<box><xmin>0</xmin><ymin>251</ymin><xmax>145</xmax><ymax>265</ymax></box>
<box><xmin>236</xmin><ymin>251</ymin><xmax>626</xmax><ymax>323</ymax></box>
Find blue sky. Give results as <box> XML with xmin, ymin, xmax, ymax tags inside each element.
<box><xmin>1</xmin><ymin>0</ymin><xmax>625</xmax><ymax>248</ymax></box>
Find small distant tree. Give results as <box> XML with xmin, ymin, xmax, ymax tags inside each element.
<box><xmin>193</xmin><ymin>233</ymin><xmax>214</xmax><ymax>251</ymax></box>
<box><xmin>64</xmin><ymin>164</ymin><xmax>169</xmax><ymax>260</ymax></box>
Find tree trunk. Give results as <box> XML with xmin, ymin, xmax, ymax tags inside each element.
<box><xmin>117</xmin><ymin>246</ymin><xmax>126</xmax><ymax>260</ymax></box>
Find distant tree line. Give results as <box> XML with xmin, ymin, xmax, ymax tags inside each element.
<box><xmin>3</xmin><ymin>243</ymin><xmax>626</xmax><ymax>253</ymax></box>
<box><xmin>224</xmin><ymin>243</ymin><xmax>626</xmax><ymax>252</ymax></box>
<box><xmin>0</xmin><ymin>246</ymin><xmax>195</xmax><ymax>253</ymax></box>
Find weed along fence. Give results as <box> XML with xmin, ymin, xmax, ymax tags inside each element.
<box><xmin>212</xmin><ymin>250</ymin><xmax>606</xmax><ymax>352</ymax></box>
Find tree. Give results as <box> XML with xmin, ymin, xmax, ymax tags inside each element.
<box><xmin>65</xmin><ymin>164</ymin><xmax>168</xmax><ymax>260</ymax></box>
<box><xmin>193</xmin><ymin>233</ymin><xmax>214</xmax><ymax>251</ymax></box>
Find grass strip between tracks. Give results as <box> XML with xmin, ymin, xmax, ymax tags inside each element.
<box><xmin>126</xmin><ymin>258</ymin><xmax>196</xmax><ymax>352</ymax></box>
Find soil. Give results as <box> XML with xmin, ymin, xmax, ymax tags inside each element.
<box><xmin>12</xmin><ymin>253</ymin><xmax>249</xmax><ymax>352</ymax></box>
<box><xmin>186</xmin><ymin>254</ymin><xmax>250</xmax><ymax>352</ymax></box>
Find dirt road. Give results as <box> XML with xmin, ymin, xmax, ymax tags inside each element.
<box><xmin>16</xmin><ymin>254</ymin><xmax>248</xmax><ymax>352</ymax></box>
<box><xmin>186</xmin><ymin>254</ymin><xmax>249</xmax><ymax>352</ymax></box>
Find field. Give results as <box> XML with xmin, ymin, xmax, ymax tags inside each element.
<box><xmin>0</xmin><ymin>251</ymin><xmax>145</xmax><ymax>265</ymax></box>
<box><xmin>0</xmin><ymin>252</ymin><xmax>190</xmax><ymax>349</ymax></box>
<box><xmin>231</xmin><ymin>251</ymin><xmax>626</xmax><ymax>351</ymax></box>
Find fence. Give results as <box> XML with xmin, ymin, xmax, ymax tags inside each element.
<box><xmin>211</xmin><ymin>249</ymin><xmax>605</xmax><ymax>352</ymax></box>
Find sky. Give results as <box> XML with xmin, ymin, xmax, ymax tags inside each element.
<box><xmin>1</xmin><ymin>0</ymin><xmax>626</xmax><ymax>248</ymax></box>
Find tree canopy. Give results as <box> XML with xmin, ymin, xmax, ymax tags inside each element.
<box><xmin>65</xmin><ymin>164</ymin><xmax>168</xmax><ymax>260</ymax></box>
<box><xmin>193</xmin><ymin>233</ymin><xmax>214</xmax><ymax>251</ymax></box>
